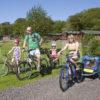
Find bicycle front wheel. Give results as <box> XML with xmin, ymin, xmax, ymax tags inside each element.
<box><xmin>16</xmin><ymin>61</ymin><xmax>32</xmax><ymax>80</ymax></box>
<box><xmin>40</xmin><ymin>58</ymin><xmax>49</xmax><ymax>75</ymax></box>
<box><xmin>0</xmin><ymin>63</ymin><xmax>9</xmax><ymax>77</ymax></box>
<box><xmin>59</xmin><ymin>65</ymin><xmax>70</xmax><ymax>92</ymax></box>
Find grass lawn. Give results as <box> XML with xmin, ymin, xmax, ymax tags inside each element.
<box><xmin>0</xmin><ymin>40</ymin><xmax>66</xmax><ymax>91</ymax></box>
<box><xmin>0</xmin><ymin>68</ymin><xmax>61</xmax><ymax>91</ymax></box>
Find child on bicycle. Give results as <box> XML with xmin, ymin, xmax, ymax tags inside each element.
<box><xmin>8</xmin><ymin>38</ymin><xmax>21</xmax><ymax>65</ymax></box>
<box><xmin>50</xmin><ymin>42</ymin><xmax>58</xmax><ymax>61</ymax></box>
<box><xmin>58</xmin><ymin>35</ymin><xmax>80</xmax><ymax>69</ymax></box>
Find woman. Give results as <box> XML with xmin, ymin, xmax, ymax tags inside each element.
<box><xmin>58</xmin><ymin>34</ymin><xmax>80</xmax><ymax>67</ymax></box>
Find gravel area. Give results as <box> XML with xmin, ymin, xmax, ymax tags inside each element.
<box><xmin>0</xmin><ymin>76</ymin><xmax>100</xmax><ymax>100</ymax></box>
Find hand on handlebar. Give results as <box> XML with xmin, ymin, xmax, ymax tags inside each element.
<box><xmin>22</xmin><ymin>48</ymin><xmax>25</xmax><ymax>52</ymax></box>
<box><xmin>58</xmin><ymin>51</ymin><xmax>63</xmax><ymax>56</ymax></box>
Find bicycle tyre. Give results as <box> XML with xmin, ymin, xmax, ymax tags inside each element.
<box><xmin>0</xmin><ymin>63</ymin><xmax>9</xmax><ymax>77</ymax></box>
<box><xmin>76</xmin><ymin>63</ymin><xmax>84</xmax><ymax>83</ymax></box>
<box><xmin>59</xmin><ymin>65</ymin><xmax>70</xmax><ymax>92</ymax></box>
<box><xmin>98</xmin><ymin>64</ymin><xmax>100</xmax><ymax>79</ymax></box>
<box><xmin>40</xmin><ymin>58</ymin><xmax>49</xmax><ymax>75</ymax></box>
<box><xmin>16</xmin><ymin>61</ymin><xmax>32</xmax><ymax>80</ymax></box>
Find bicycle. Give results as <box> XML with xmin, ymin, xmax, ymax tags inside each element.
<box><xmin>59</xmin><ymin>54</ymin><xmax>83</xmax><ymax>92</ymax></box>
<box><xmin>16</xmin><ymin>49</ymin><xmax>48</xmax><ymax>80</ymax></box>
<box><xmin>0</xmin><ymin>54</ymin><xmax>18</xmax><ymax>77</ymax></box>
<box><xmin>44</xmin><ymin>48</ymin><xmax>60</xmax><ymax>69</ymax></box>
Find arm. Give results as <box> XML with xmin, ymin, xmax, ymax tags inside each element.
<box><xmin>23</xmin><ymin>40</ymin><xmax>27</xmax><ymax>49</ymax></box>
<box><xmin>23</xmin><ymin>35</ymin><xmax>28</xmax><ymax>49</ymax></box>
<box><xmin>58</xmin><ymin>43</ymin><xmax>68</xmax><ymax>55</ymax></box>
<box><xmin>74</xmin><ymin>42</ymin><xmax>79</xmax><ymax>54</ymax></box>
<box><xmin>36</xmin><ymin>33</ymin><xmax>43</xmax><ymax>46</ymax></box>
<box><xmin>39</xmin><ymin>37</ymin><xmax>43</xmax><ymax>46</ymax></box>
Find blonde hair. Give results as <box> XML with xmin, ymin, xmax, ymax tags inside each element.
<box><xmin>68</xmin><ymin>34</ymin><xmax>75</xmax><ymax>42</ymax></box>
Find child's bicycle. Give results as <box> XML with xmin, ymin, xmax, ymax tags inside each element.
<box><xmin>0</xmin><ymin>54</ymin><xmax>18</xmax><ymax>77</ymax></box>
<box><xmin>59</xmin><ymin>54</ymin><xmax>83</xmax><ymax>92</ymax></box>
<box><xmin>45</xmin><ymin>48</ymin><xmax>60</xmax><ymax>69</ymax></box>
<box><xmin>16</xmin><ymin>49</ymin><xmax>48</xmax><ymax>80</ymax></box>
<box><xmin>59</xmin><ymin>54</ymin><xmax>100</xmax><ymax>92</ymax></box>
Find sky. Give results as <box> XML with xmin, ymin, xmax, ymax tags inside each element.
<box><xmin>0</xmin><ymin>0</ymin><xmax>100</xmax><ymax>23</ymax></box>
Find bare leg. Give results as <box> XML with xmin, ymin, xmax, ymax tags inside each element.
<box><xmin>36</xmin><ymin>54</ymin><xmax>41</xmax><ymax>71</ymax></box>
<box><xmin>11</xmin><ymin>58</ymin><xmax>14</xmax><ymax>65</ymax></box>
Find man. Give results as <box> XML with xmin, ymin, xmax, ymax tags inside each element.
<box><xmin>23</xmin><ymin>26</ymin><xmax>43</xmax><ymax>71</ymax></box>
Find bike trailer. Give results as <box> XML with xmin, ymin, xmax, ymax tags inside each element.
<box><xmin>82</xmin><ymin>55</ymin><xmax>100</xmax><ymax>73</ymax></box>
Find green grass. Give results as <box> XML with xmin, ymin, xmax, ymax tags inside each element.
<box><xmin>0</xmin><ymin>68</ymin><xmax>60</xmax><ymax>91</ymax></box>
<box><xmin>0</xmin><ymin>40</ymin><xmax>65</xmax><ymax>91</ymax></box>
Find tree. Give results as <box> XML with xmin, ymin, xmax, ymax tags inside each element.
<box><xmin>66</xmin><ymin>13</ymin><xmax>84</xmax><ymax>31</ymax></box>
<box><xmin>0</xmin><ymin>22</ymin><xmax>13</xmax><ymax>36</ymax></box>
<box><xmin>53</xmin><ymin>20</ymin><xmax>66</xmax><ymax>33</ymax></box>
<box><xmin>26</xmin><ymin>5</ymin><xmax>54</xmax><ymax>35</ymax></box>
<box><xmin>65</xmin><ymin>8</ymin><xmax>100</xmax><ymax>30</ymax></box>
<box><xmin>13</xmin><ymin>18</ymin><xmax>27</xmax><ymax>36</ymax></box>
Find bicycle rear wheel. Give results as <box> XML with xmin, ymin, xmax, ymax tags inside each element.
<box><xmin>16</xmin><ymin>61</ymin><xmax>32</xmax><ymax>80</ymax></box>
<box><xmin>76</xmin><ymin>63</ymin><xmax>84</xmax><ymax>82</ymax></box>
<box><xmin>59</xmin><ymin>65</ymin><xmax>70</xmax><ymax>92</ymax></box>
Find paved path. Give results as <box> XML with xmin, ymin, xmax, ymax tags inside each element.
<box><xmin>0</xmin><ymin>76</ymin><xmax>100</xmax><ymax>100</ymax></box>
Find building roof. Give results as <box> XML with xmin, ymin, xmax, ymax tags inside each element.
<box><xmin>82</xmin><ymin>30</ymin><xmax>100</xmax><ymax>34</ymax></box>
<box><xmin>47</xmin><ymin>30</ymin><xmax>100</xmax><ymax>35</ymax></box>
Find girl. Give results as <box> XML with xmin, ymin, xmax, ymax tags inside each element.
<box><xmin>50</xmin><ymin>42</ymin><xmax>58</xmax><ymax>61</ymax></box>
<box><xmin>8</xmin><ymin>38</ymin><xmax>21</xmax><ymax>65</ymax></box>
<box><xmin>58</xmin><ymin>34</ymin><xmax>80</xmax><ymax>68</ymax></box>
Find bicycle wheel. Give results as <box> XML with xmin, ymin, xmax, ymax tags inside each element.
<box><xmin>97</xmin><ymin>64</ymin><xmax>100</xmax><ymax>79</ymax></box>
<box><xmin>40</xmin><ymin>58</ymin><xmax>49</xmax><ymax>75</ymax></box>
<box><xmin>59</xmin><ymin>65</ymin><xmax>70</xmax><ymax>92</ymax></box>
<box><xmin>76</xmin><ymin>63</ymin><xmax>84</xmax><ymax>83</ymax></box>
<box><xmin>50</xmin><ymin>59</ymin><xmax>55</xmax><ymax>69</ymax></box>
<box><xmin>0</xmin><ymin>63</ymin><xmax>9</xmax><ymax>77</ymax></box>
<box><xmin>31</xmin><ymin>61</ymin><xmax>36</xmax><ymax>70</ymax></box>
<box><xmin>16</xmin><ymin>61</ymin><xmax>32</xmax><ymax>80</ymax></box>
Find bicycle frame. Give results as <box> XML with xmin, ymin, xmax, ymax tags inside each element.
<box><xmin>3</xmin><ymin>55</ymin><xmax>18</xmax><ymax>74</ymax></box>
<box><xmin>65</xmin><ymin>56</ymin><xmax>76</xmax><ymax>79</ymax></box>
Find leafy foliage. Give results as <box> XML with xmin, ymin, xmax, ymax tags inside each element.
<box><xmin>81</xmin><ymin>33</ymin><xmax>100</xmax><ymax>56</ymax></box>
<box><xmin>26</xmin><ymin>5</ymin><xmax>54</xmax><ymax>35</ymax></box>
<box><xmin>13</xmin><ymin>18</ymin><xmax>27</xmax><ymax>36</ymax></box>
<box><xmin>52</xmin><ymin>21</ymin><xmax>66</xmax><ymax>33</ymax></box>
<box><xmin>0</xmin><ymin>7</ymin><xmax>100</xmax><ymax>36</ymax></box>
<box><xmin>0</xmin><ymin>22</ymin><xmax>13</xmax><ymax>36</ymax></box>
<box><xmin>81</xmin><ymin>34</ymin><xmax>94</xmax><ymax>55</ymax></box>
<box><xmin>65</xmin><ymin>8</ymin><xmax>100</xmax><ymax>31</ymax></box>
<box><xmin>89</xmin><ymin>39</ymin><xmax>100</xmax><ymax>56</ymax></box>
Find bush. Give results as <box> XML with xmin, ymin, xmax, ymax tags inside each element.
<box><xmin>89</xmin><ymin>39</ymin><xmax>100</xmax><ymax>56</ymax></box>
<box><xmin>81</xmin><ymin>33</ymin><xmax>95</xmax><ymax>55</ymax></box>
<box><xmin>82</xmin><ymin>33</ymin><xmax>100</xmax><ymax>56</ymax></box>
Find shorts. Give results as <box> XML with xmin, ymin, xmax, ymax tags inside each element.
<box><xmin>69</xmin><ymin>51</ymin><xmax>80</xmax><ymax>59</ymax></box>
<box><xmin>29</xmin><ymin>49</ymin><xmax>40</xmax><ymax>56</ymax></box>
<box><xmin>13</xmin><ymin>55</ymin><xmax>20</xmax><ymax>62</ymax></box>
